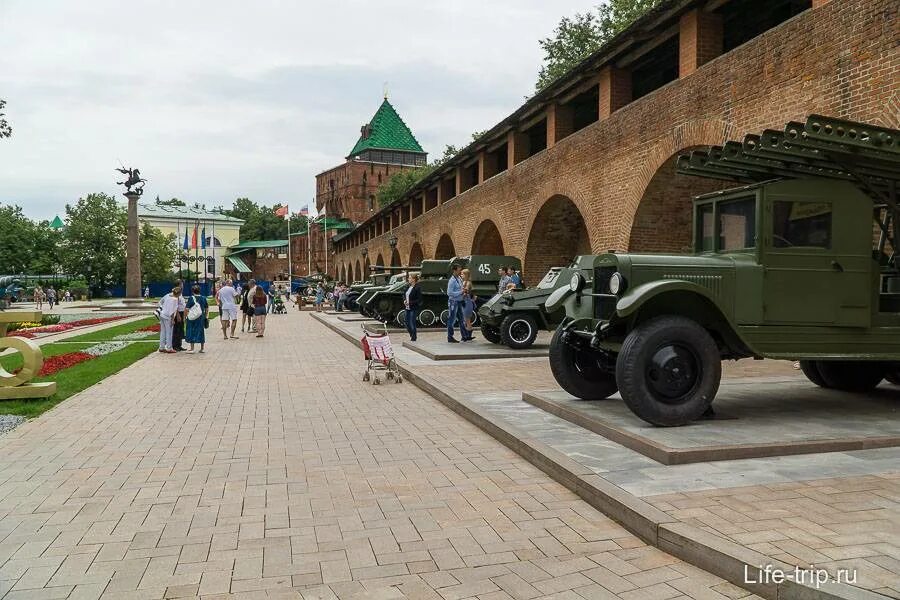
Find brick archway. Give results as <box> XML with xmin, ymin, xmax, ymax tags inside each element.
<box><xmin>471</xmin><ymin>219</ymin><xmax>505</xmax><ymax>256</ymax></box>
<box><xmin>364</xmin><ymin>257</ymin><xmax>371</xmax><ymax>276</ymax></box>
<box><xmin>524</xmin><ymin>195</ymin><xmax>591</xmax><ymax>281</ymax></box>
<box><xmin>354</xmin><ymin>260</ymin><xmax>361</xmax><ymax>282</ymax></box>
<box><xmin>435</xmin><ymin>234</ymin><xmax>456</xmax><ymax>260</ymax></box>
<box><xmin>375</xmin><ymin>253</ymin><xmax>385</xmax><ymax>267</ymax></box>
<box><xmin>409</xmin><ymin>242</ymin><xmax>424</xmax><ymax>267</ymax></box>
<box><xmin>622</xmin><ymin>119</ymin><xmax>736</xmax><ymax>250</ymax></box>
<box><xmin>390</xmin><ymin>247</ymin><xmax>401</xmax><ymax>267</ymax></box>
<box><xmin>340</xmin><ymin>264</ymin><xmax>346</xmax><ymax>282</ymax></box>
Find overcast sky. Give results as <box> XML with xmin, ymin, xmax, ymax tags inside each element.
<box><xmin>0</xmin><ymin>0</ymin><xmax>599</xmax><ymax>222</ymax></box>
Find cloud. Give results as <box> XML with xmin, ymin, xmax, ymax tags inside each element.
<box><xmin>0</xmin><ymin>0</ymin><xmax>599</xmax><ymax>221</ymax></box>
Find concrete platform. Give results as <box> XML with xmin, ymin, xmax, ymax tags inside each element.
<box><xmin>402</xmin><ymin>338</ymin><xmax>549</xmax><ymax>361</ymax></box>
<box><xmin>335</xmin><ymin>314</ymin><xmax>373</xmax><ymax>322</ymax></box>
<box><xmin>523</xmin><ymin>385</ymin><xmax>900</xmax><ymax>465</ymax></box>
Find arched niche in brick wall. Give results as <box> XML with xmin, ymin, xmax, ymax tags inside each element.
<box><xmin>471</xmin><ymin>219</ymin><xmax>505</xmax><ymax>256</ymax></box>
<box><xmin>364</xmin><ymin>257</ymin><xmax>371</xmax><ymax>275</ymax></box>
<box><xmin>390</xmin><ymin>248</ymin><xmax>401</xmax><ymax>267</ymax></box>
<box><xmin>340</xmin><ymin>264</ymin><xmax>347</xmax><ymax>283</ymax></box>
<box><xmin>354</xmin><ymin>260</ymin><xmax>362</xmax><ymax>282</ymax></box>
<box><xmin>409</xmin><ymin>242</ymin><xmax>424</xmax><ymax>267</ymax></box>
<box><xmin>524</xmin><ymin>195</ymin><xmax>591</xmax><ymax>282</ymax></box>
<box><xmin>435</xmin><ymin>234</ymin><xmax>456</xmax><ymax>260</ymax></box>
<box><xmin>375</xmin><ymin>253</ymin><xmax>385</xmax><ymax>268</ymax></box>
<box><xmin>628</xmin><ymin>147</ymin><xmax>728</xmax><ymax>253</ymax></box>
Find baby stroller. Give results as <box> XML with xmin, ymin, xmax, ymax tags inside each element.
<box><xmin>360</xmin><ymin>323</ymin><xmax>402</xmax><ymax>385</ymax></box>
<box><xmin>272</xmin><ymin>294</ymin><xmax>287</xmax><ymax>314</ymax></box>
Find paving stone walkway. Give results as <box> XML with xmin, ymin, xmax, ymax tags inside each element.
<box><xmin>0</xmin><ymin>312</ymin><xmax>758</xmax><ymax>600</ymax></box>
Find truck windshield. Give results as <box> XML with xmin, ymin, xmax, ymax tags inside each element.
<box><xmin>719</xmin><ymin>197</ymin><xmax>757</xmax><ymax>251</ymax></box>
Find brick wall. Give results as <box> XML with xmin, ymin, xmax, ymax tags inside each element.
<box><xmin>333</xmin><ymin>0</ymin><xmax>898</xmax><ymax>281</ymax></box>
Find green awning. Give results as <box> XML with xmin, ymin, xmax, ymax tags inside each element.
<box><xmin>226</xmin><ymin>255</ymin><xmax>252</xmax><ymax>273</ymax></box>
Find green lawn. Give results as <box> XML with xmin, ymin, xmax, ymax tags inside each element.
<box><xmin>0</xmin><ymin>341</ymin><xmax>159</xmax><ymax>418</ymax></box>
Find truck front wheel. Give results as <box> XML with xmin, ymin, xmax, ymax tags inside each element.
<box><xmin>549</xmin><ymin>325</ymin><xmax>617</xmax><ymax>400</ymax></box>
<box><xmin>616</xmin><ymin>316</ymin><xmax>721</xmax><ymax>427</ymax></box>
<box><xmin>799</xmin><ymin>360</ymin><xmax>830</xmax><ymax>388</ymax></box>
<box><xmin>501</xmin><ymin>314</ymin><xmax>538</xmax><ymax>349</ymax></box>
<box><xmin>815</xmin><ymin>361</ymin><xmax>884</xmax><ymax>391</ymax></box>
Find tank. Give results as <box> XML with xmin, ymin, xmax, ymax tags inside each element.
<box><xmin>363</xmin><ymin>256</ymin><xmax>523</xmax><ymax>327</ymax></box>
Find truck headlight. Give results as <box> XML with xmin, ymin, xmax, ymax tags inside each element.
<box><xmin>609</xmin><ymin>272</ymin><xmax>626</xmax><ymax>295</ymax></box>
<box><xmin>569</xmin><ymin>273</ymin><xmax>585</xmax><ymax>292</ymax></box>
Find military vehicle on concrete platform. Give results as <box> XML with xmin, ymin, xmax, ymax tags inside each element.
<box><xmin>545</xmin><ymin>116</ymin><xmax>900</xmax><ymax>426</ymax></box>
<box><xmin>345</xmin><ymin>267</ymin><xmax>407</xmax><ymax>312</ymax></box>
<box><xmin>362</xmin><ymin>255</ymin><xmax>522</xmax><ymax>327</ymax></box>
<box><xmin>477</xmin><ymin>267</ymin><xmax>570</xmax><ymax>349</ymax></box>
<box><xmin>356</xmin><ymin>272</ymin><xmax>409</xmax><ymax>318</ymax></box>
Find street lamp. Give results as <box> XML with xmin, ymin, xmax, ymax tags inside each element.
<box><xmin>388</xmin><ymin>235</ymin><xmax>398</xmax><ymax>249</ymax></box>
<box><xmin>361</xmin><ymin>247</ymin><xmax>368</xmax><ymax>258</ymax></box>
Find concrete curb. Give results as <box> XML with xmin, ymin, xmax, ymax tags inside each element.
<box><xmin>311</xmin><ymin>312</ymin><xmax>889</xmax><ymax>600</ymax></box>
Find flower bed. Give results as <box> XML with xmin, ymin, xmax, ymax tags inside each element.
<box><xmin>29</xmin><ymin>352</ymin><xmax>96</xmax><ymax>377</ymax></box>
<box><xmin>137</xmin><ymin>323</ymin><xmax>160</xmax><ymax>333</ymax></box>
<box><xmin>7</xmin><ymin>315</ymin><xmax>129</xmax><ymax>338</ymax></box>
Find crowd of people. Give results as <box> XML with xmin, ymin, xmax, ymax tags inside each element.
<box><xmin>30</xmin><ymin>285</ymin><xmax>72</xmax><ymax>309</ymax></box>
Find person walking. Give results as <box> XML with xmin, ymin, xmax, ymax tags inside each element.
<box><xmin>64</xmin><ymin>289</ymin><xmax>71</xmax><ymax>303</ymax></box>
<box><xmin>241</xmin><ymin>279</ymin><xmax>257</xmax><ymax>333</ymax></box>
<box><xmin>172</xmin><ymin>282</ymin><xmax>186</xmax><ymax>352</ymax></box>
<box><xmin>144</xmin><ymin>286</ymin><xmax>150</xmax><ymax>300</ymax></box>
<box><xmin>184</xmin><ymin>284</ymin><xmax>209</xmax><ymax>353</ymax></box>
<box><xmin>460</xmin><ymin>268</ymin><xmax>476</xmax><ymax>342</ymax></box>
<box><xmin>46</xmin><ymin>286</ymin><xmax>56</xmax><ymax>310</ymax></box>
<box><xmin>158</xmin><ymin>287</ymin><xmax>180</xmax><ymax>354</ymax></box>
<box><xmin>446</xmin><ymin>264</ymin><xmax>466</xmax><ymax>343</ymax></box>
<box><xmin>404</xmin><ymin>274</ymin><xmax>422</xmax><ymax>342</ymax></box>
<box><xmin>252</xmin><ymin>285</ymin><xmax>268</xmax><ymax>337</ymax></box>
<box><xmin>216</xmin><ymin>278</ymin><xmax>240</xmax><ymax>339</ymax></box>
<box><xmin>34</xmin><ymin>286</ymin><xmax>43</xmax><ymax>310</ymax></box>
<box><xmin>314</xmin><ymin>283</ymin><xmax>325</xmax><ymax>312</ymax></box>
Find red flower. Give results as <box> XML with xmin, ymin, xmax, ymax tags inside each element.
<box><xmin>138</xmin><ymin>323</ymin><xmax>160</xmax><ymax>333</ymax></box>
<box><xmin>7</xmin><ymin>315</ymin><xmax>129</xmax><ymax>337</ymax></box>
<box><xmin>12</xmin><ymin>351</ymin><xmax>96</xmax><ymax>377</ymax></box>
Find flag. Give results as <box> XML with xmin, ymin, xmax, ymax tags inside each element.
<box><xmin>299</xmin><ymin>205</ymin><xmax>309</xmax><ymax>217</ymax></box>
<box><xmin>191</xmin><ymin>224</ymin><xmax>198</xmax><ymax>249</ymax></box>
<box><xmin>201</xmin><ymin>227</ymin><xmax>207</xmax><ymax>250</ymax></box>
<box><xmin>274</xmin><ymin>205</ymin><xmax>289</xmax><ymax>218</ymax></box>
<box><xmin>182</xmin><ymin>230</ymin><xmax>189</xmax><ymax>250</ymax></box>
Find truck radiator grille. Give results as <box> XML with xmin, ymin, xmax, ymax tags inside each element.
<box><xmin>594</xmin><ymin>267</ymin><xmax>617</xmax><ymax>320</ymax></box>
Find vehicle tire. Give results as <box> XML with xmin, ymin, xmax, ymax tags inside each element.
<box><xmin>418</xmin><ymin>309</ymin><xmax>436</xmax><ymax>327</ymax></box>
<box><xmin>396</xmin><ymin>310</ymin><xmax>406</xmax><ymax>328</ymax></box>
<box><xmin>440</xmin><ymin>309</ymin><xmax>450</xmax><ymax>326</ymax></box>
<box><xmin>816</xmin><ymin>361</ymin><xmax>885</xmax><ymax>392</ymax></box>
<box><xmin>883</xmin><ymin>363</ymin><xmax>900</xmax><ymax>385</ymax></box>
<box><xmin>481</xmin><ymin>324</ymin><xmax>502</xmax><ymax>344</ymax></box>
<box><xmin>548</xmin><ymin>324</ymin><xmax>617</xmax><ymax>400</ymax></box>
<box><xmin>616</xmin><ymin>316</ymin><xmax>721</xmax><ymax>427</ymax></box>
<box><xmin>799</xmin><ymin>360</ymin><xmax>830</xmax><ymax>388</ymax></box>
<box><xmin>500</xmin><ymin>314</ymin><xmax>538</xmax><ymax>349</ymax></box>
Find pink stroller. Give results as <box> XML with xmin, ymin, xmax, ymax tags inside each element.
<box><xmin>360</xmin><ymin>323</ymin><xmax>402</xmax><ymax>384</ymax></box>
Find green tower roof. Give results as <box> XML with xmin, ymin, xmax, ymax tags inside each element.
<box><xmin>49</xmin><ymin>215</ymin><xmax>65</xmax><ymax>230</ymax></box>
<box><xmin>348</xmin><ymin>99</ymin><xmax>425</xmax><ymax>158</ymax></box>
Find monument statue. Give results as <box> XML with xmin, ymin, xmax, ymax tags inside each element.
<box><xmin>117</xmin><ymin>165</ymin><xmax>145</xmax><ymax>306</ymax></box>
<box><xmin>115</xmin><ymin>166</ymin><xmax>147</xmax><ymax>196</ymax></box>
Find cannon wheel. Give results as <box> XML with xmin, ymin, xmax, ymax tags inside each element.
<box><xmin>418</xmin><ymin>309</ymin><xmax>436</xmax><ymax>327</ymax></box>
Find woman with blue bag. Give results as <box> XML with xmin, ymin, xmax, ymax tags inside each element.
<box><xmin>184</xmin><ymin>284</ymin><xmax>209</xmax><ymax>353</ymax></box>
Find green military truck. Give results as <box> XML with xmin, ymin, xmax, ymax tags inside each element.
<box><xmin>361</xmin><ymin>255</ymin><xmax>522</xmax><ymax>327</ymax></box>
<box><xmin>477</xmin><ymin>267</ymin><xmax>569</xmax><ymax>349</ymax></box>
<box><xmin>545</xmin><ymin>116</ymin><xmax>900</xmax><ymax>426</ymax></box>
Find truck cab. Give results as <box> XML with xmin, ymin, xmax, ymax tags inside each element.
<box><xmin>546</xmin><ymin>115</ymin><xmax>900</xmax><ymax>426</ymax></box>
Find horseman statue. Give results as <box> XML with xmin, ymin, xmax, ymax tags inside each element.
<box><xmin>115</xmin><ymin>166</ymin><xmax>147</xmax><ymax>195</ymax></box>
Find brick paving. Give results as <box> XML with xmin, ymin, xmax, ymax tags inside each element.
<box><xmin>646</xmin><ymin>475</ymin><xmax>900</xmax><ymax>599</ymax></box>
<box><xmin>0</xmin><ymin>312</ymin><xmax>759</xmax><ymax>599</ymax></box>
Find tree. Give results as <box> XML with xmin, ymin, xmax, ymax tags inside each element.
<box><xmin>137</xmin><ymin>223</ymin><xmax>177</xmax><ymax>283</ymax></box>
<box><xmin>0</xmin><ymin>99</ymin><xmax>11</xmax><ymax>139</ymax></box>
<box><xmin>62</xmin><ymin>194</ymin><xmax>126</xmax><ymax>292</ymax></box>
<box><xmin>536</xmin><ymin>1</ymin><xmax>662</xmax><ymax>91</ymax></box>
<box><xmin>220</xmin><ymin>198</ymin><xmax>307</xmax><ymax>241</ymax></box>
<box><xmin>29</xmin><ymin>221</ymin><xmax>63</xmax><ymax>275</ymax></box>
<box><xmin>0</xmin><ymin>204</ymin><xmax>35</xmax><ymax>273</ymax></box>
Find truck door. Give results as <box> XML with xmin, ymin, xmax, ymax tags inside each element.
<box><xmin>762</xmin><ymin>192</ymin><xmax>870</xmax><ymax>327</ymax></box>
